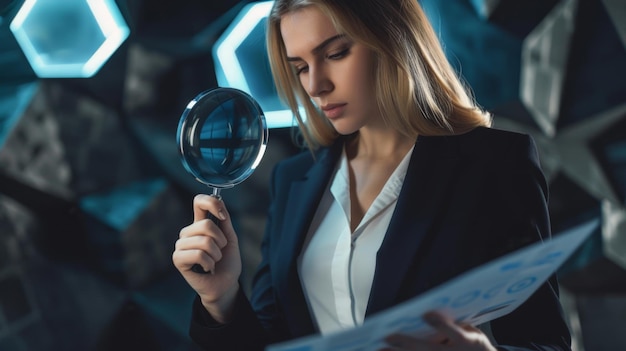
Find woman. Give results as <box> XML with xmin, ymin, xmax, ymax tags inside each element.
<box><xmin>172</xmin><ymin>0</ymin><xmax>572</xmax><ymax>350</ymax></box>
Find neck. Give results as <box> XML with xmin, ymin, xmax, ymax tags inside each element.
<box><xmin>346</xmin><ymin>127</ymin><xmax>415</xmax><ymax>161</ymax></box>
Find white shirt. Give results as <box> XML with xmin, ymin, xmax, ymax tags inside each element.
<box><xmin>297</xmin><ymin>146</ymin><xmax>414</xmax><ymax>334</ymax></box>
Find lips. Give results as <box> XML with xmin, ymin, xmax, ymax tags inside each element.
<box><xmin>321</xmin><ymin>103</ymin><xmax>347</xmax><ymax>119</ymax></box>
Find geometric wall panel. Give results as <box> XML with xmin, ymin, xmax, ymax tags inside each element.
<box><xmin>0</xmin><ymin>267</ymin><xmax>48</xmax><ymax>351</ymax></box>
<box><xmin>520</xmin><ymin>0</ymin><xmax>578</xmax><ymax>137</ymax></box>
<box><xmin>0</xmin><ymin>194</ymin><xmax>40</xmax><ymax>265</ymax></box>
<box><xmin>467</xmin><ymin>0</ymin><xmax>501</xmax><ymax>19</ymax></box>
<box><xmin>81</xmin><ymin>179</ymin><xmax>168</xmax><ymax>233</ymax></box>
<box><xmin>0</xmin><ymin>83</ymin><xmax>72</xmax><ymax>200</ymax></box>
<box><xmin>121</xmin><ymin>1</ymin><xmax>244</xmax><ymax>123</ymax></box>
<box><xmin>0</xmin><ymin>82</ymin><xmax>161</xmax><ymax>199</ymax></box>
<box><xmin>92</xmin><ymin>300</ymin><xmax>169</xmax><ymax>350</ymax></box>
<box><xmin>126</xmin><ymin>115</ymin><xmax>208</xmax><ymax>197</ymax></box>
<box><xmin>494</xmin><ymin>103</ymin><xmax>626</xmax><ymax>206</ymax></box>
<box><xmin>1</xmin><ymin>1</ymin><xmax>625</xmax><ymax>350</ymax></box>
<box><xmin>128</xmin><ymin>0</ymin><xmax>240</xmax><ymax>39</ymax></box>
<box><xmin>0</xmin><ymin>196</ymin><xmax>41</xmax><ymax>351</ymax></box>
<box><xmin>122</xmin><ymin>40</ymin><xmax>221</xmax><ymax>123</ymax></box>
<box><xmin>0</xmin><ymin>174</ymin><xmax>197</xmax><ymax>351</ymax></box>
<box><xmin>547</xmin><ymin>172</ymin><xmax>601</xmax><ymax>230</ymax></box>
<box><xmin>419</xmin><ymin>0</ymin><xmax>524</xmax><ymax>110</ymax></box>
<box><xmin>487</xmin><ymin>0</ymin><xmax>561</xmax><ymax>38</ymax></box>
<box><xmin>558</xmin><ymin>214</ymin><xmax>626</xmax><ymax>295</ymax></box>
<box><xmin>21</xmin><ymin>260</ymin><xmax>127</xmax><ymax>351</ymax></box>
<box><xmin>0</xmin><ymin>271</ymin><xmax>37</xmax><ymax>329</ymax></box>
<box><xmin>575</xmin><ymin>294</ymin><xmax>626</xmax><ymax>351</ymax></box>
<box><xmin>91</xmin><ymin>285</ymin><xmax>203</xmax><ymax>350</ymax></box>
<box><xmin>495</xmin><ymin>107</ymin><xmax>626</xmax><ymax>289</ymax></box>
<box><xmin>0</xmin><ymin>222</ymin><xmax>198</xmax><ymax>351</ymax></box>
<box><xmin>0</xmin><ymin>83</ymin><xmax>37</xmax><ymax>149</ymax></box>
<box><xmin>123</xmin><ymin>44</ymin><xmax>176</xmax><ymax>118</ymax></box>
<box><xmin>80</xmin><ymin>178</ymin><xmax>188</xmax><ymax>289</ymax></box>
<box><xmin>601</xmin><ymin>200</ymin><xmax>626</xmax><ymax>271</ymax></box>
<box><xmin>558</xmin><ymin>0</ymin><xmax>626</xmax><ymax>129</ymax></box>
<box><xmin>591</xmin><ymin>116</ymin><xmax>626</xmax><ymax>206</ymax></box>
<box><xmin>602</xmin><ymin>0</ymin><xmax>626</xmax><ymax>48</ymax></box>
<box><xmin>130</xmin><ymin>273</ymin><xmax>203</xmax><ymax>349</ymax></box>
<box><xmin>1</xmin><ymin>0</ymin><xmax>37</xmax><ymax>85</ymax></box>
<box><xmin>0</xmin><ymin>202</ymin><xmax>41</xmax><ymax>350</ymax></box>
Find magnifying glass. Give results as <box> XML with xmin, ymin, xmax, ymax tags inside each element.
<box><xmin>176</xmin><ymin>87</ymin><xmax>268</xmax><ymax>273</ymax></box>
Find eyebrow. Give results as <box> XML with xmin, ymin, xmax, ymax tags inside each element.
<box><xmin>286</xmin><ymin>34</ymin><xmax>346</xmax><ymax>61</ymax></box>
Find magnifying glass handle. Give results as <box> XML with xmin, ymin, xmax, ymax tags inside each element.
<box><xmin>192</xmin><ymin>189</ymin><xmax>223</xmax><ymax>274</ymax></box>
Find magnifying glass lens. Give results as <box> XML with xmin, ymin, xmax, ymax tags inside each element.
<box><xmin>177</xmin><ymin>88</ymin><xmax>268</xmax><ymax>189</ymax></box>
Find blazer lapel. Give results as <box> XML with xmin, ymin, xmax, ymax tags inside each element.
<box><xmin>273</xmin><ymin>141</ymin><xmax>343</xmax><ymax>337</ymax></box>
<box><xmin>366</xmin><ymin>135</ymin><xmax>460</xmax><ymax>316</ymax></box>
<box><xmin>273</xmin><ymin>135</ymin><xmax>461</xmax><ymax>331</ymax></box>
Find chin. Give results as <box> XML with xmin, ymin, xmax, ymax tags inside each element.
<box><xmin>334</xmin><ymin>128</ymin><xmax>360</xmax><ymax>136</ymax></box>
<box><xmin>330</xmin><ymin>121</ymin><xmax>360</xmax><ymax>136</ymax></box>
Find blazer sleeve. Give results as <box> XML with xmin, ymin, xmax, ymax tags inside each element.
<box><xmin>489</xmin><ymin>134</ymin><xmax>572</xmax><ymax>351</ymax></box>
<box><xmin>189</xmin><ymin>288</ymin><xmax>268</xmax><ymax>350</ymax></box>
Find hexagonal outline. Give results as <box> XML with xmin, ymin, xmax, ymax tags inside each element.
<box><xmin>9</xmin><ymin>0</ymin><xmax>130</xmax><ymax>78</ymax></box>
<box><xmin>213</xmin><ymin>1</ymin><xmax>300</xmax><ymax>129</ymax></box>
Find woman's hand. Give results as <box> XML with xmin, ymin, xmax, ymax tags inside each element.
<box><xmin>380</xmin><ymin>311</ymin><xmax>498</xmax><ymax>351</ymax></box>
<box><xmin>172</xmin><ymin>194</ymin><xmax>242</xmax><ymax>323</ymax></box>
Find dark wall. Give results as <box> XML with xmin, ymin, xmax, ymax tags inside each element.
<box><xmin>0</xmin><ymin>0</ymin><xmax>624</xmax><ymax>350</ymax></box>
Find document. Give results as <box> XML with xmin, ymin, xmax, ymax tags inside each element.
<box><xmin>267</xmin><ymin>218</ymin><xmax>598</xmax><ymax>351</ymax></box>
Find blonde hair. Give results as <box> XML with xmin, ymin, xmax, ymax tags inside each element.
<box><xmin>267</xmin><ymin>0</ymin><xmax>492</xmax><ymax>150</ymax></box>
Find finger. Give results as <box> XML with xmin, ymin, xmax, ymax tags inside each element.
<box><xmin>175</xmin><ymin>235</ymin><xmax>224</xmax><ymax>263</ymax></box>
<box><xmin>213</xmin><ymin>206</ymin><xmax>238</xmax><ymax>244</ymax></box>
<box><xmin>423</xmin><ymin>311</ymin><xmax>465</xmax><ymax>343</ymax></box>
<box><xmin>172</xmin><ymin>247</ymin><xmax>215</xmax><ymax>273</ymax></box>
<box><xmin>425</xmin><ymin>330</ymin><xmax>450</xmax><ymax>344</ymax></box>
<box><xmin>192</xmin><ymin>194</ymin><xmax>227</xmax><ymax>223</ymax></box>
<box><xmin>179</xmin><ymin>220</ymin><xmax>228</xmax><ymax>249</ymax></box>
<box><xmin>384</xmin><ymin>333</ymin><xmax>432</xmax><ymax>350</ymax></box>
<box><xmin>461</xmin><ymin>324</ymin><xmax>482</xmax><ymax>333</ymax></box>
<box><xmin>191</xmin><ymin>195</ymin><xmax>237</xmax><ymax>246</ymax></box>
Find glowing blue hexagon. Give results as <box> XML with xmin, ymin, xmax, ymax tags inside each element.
<box><xmin>9</xmin><ymin>0</ymin><xmax>130</xmax><ymax>78</ymax></box>
<box><xmin>213</xmin><ymin>1</ymin><xmax>302</xmax><ymax>129</ymax></box>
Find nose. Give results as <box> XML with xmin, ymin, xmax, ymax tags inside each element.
<box><xmin>306</xmin><ymin>66</ymin><xmax>333</xmax><ymax>97</ymax></box>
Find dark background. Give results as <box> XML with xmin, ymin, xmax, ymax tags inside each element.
<box><xmin>0</xmin><ymin>0</ymin><xmax>625</xmax><ymax>350</ymax></box>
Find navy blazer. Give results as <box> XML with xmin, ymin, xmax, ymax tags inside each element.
<box><xmin>190</xmin><ymin>127</ymin><xmax>572</xmax><ymax>351</ymax></box>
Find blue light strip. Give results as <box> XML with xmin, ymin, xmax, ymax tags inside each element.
<box><xmin>215</xmin><ymin>1</ymin><xmax>274</xmax><ymax>93</ymax></box>
<box><xmin>83</xmin><ymin>0</ymin><xmax>130</xmax><ymax>76</ymax></box>
<box><xmin>8</xmin><ymin>0</ymin><xmax>38</xmax><ymax>74</ymax></box>
<box><xmin>214</xmin><ymin>1</ymin><xmax>304</xmax><ymax>129</ymax></box>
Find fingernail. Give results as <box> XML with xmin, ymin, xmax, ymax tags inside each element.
<box><xmin>218</xmin><ymin>210</ymin><xmax>226</xmax><ymax>221</ymax></box>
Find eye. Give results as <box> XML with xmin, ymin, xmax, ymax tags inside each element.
<box><xmin>327</xmin><ymin>47</ymin><xmax>349</xmax><ymax>60</ymax></box>
<box><xmin>295</xmin><ymin>65</ymin><xmax>309</xmax><ymax>75</ymax></box>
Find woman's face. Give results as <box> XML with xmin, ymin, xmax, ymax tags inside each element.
<box><xmin>280</xmin><ymin>6</ymin><xmax>379</xmax><ymax>135</ymax></box>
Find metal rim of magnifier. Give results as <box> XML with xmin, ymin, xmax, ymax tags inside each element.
<box><xmin>176</xmin><ymin>87</ymin><xmax>268</xmax><ymax>189</ymax></box>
